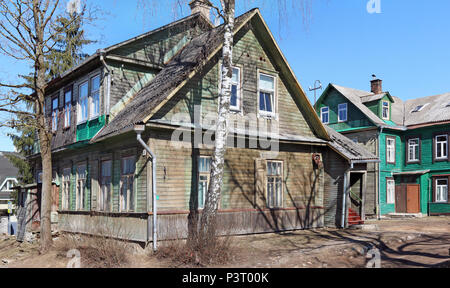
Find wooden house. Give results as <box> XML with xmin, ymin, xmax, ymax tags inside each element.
<box><xmin>316</xmin><ymin>78</ymin><xmax>450</xmax><ymax>217</ymax></box>
<box><xmin>30</xmin><ymin>4</ymin><xmax>378</xmax><ymax>243</ymax></box>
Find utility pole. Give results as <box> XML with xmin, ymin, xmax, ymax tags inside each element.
<box><xmin>309</xmin><ymin>80</ymin><xmax>322</xmax><ymax>109</ymax></box>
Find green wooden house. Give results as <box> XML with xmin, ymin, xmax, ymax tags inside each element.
<box><xmin>316</xmin><ymin>78</ymin><xmax>450</xmax><ymax>217</ymax></box>
<box><xmin>28</xmin><ymin>3</ymin><xmax>378</xmax><ymax>243</ymax></box>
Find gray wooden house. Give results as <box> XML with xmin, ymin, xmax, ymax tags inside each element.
<box><xmin>31</xmin><ymin>3</ymin><xmax>377</xmax><ymax>243</ymax></box>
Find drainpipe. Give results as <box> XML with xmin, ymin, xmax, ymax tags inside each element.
<box><xmin>99</xmin><ymin>50</ymin><xmax>111</xmax><ymax>116</ymax></box>
<box><xmin>341</xmin><ymin>168</ymin><xmax>349</xmax><ymax>228</ymax></box>
<box><xmin>134</xmin><ymin>124</ymin><xmax>157</xmax><ymax>252</ymax></box>
<box><xmin>377</xmin><ymin>126</ymin><xmax>384</xmax><ymax>220</ymax></box>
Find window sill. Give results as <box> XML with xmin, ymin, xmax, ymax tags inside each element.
<box><xmin>258</xmin><ymin>113</ymin><xmax>276</xmax><ymax>120</ymax></box>
<box><xmin>434</xmin><ymin>158</ymin><xmax>449</xmax><ymax>162</ymax></box>
<box><xmin>406</xmin><ymin>161</ymin><xmax>420</xmax><ymax>164</ymax></box>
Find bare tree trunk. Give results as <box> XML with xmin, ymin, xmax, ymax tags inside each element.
<box><xmin>200</xmin><ymin>0</ymin><xmax>235</xmax><ymax>240</ymax></box>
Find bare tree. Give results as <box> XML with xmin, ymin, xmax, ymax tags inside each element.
<box><xmin>0</xmin><ymin>0</ymin><xmax>94</xmax><ymax>253</ymax></box>
<box><xmin>137</xmin><ymin>0</ymin><xmax>314</xmax><ymax>245</ymax></box>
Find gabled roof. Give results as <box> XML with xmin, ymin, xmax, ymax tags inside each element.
<box><xmin>325</xmin><ymin>126</ymin><xmax>379</xmax><ymax>162</ymax></box>
<box><xmin>360</xmin><ymin>92</ymin><xmax>394</xmax><ymax>104</ymax></box>
<box><xmin>92</xmin><ymin>9</ymin><xmax>330</xmax><ymax>143</ymax></box>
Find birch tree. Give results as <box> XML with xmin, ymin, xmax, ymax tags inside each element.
<box><xmin>0</xmin><ymin>0</ymin><xmax>95</xmax><ymax>253</ymax></box>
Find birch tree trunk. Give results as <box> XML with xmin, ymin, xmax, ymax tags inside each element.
<box><xmin>200</xmin><ymin>0</ymin><xmax>235</xmax><ymax>240</ymax></box>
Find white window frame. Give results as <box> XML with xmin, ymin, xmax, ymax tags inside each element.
<box><xmin>220</xmin><ymin>65</ymin><xmax>242</xmax><ymax>112</ymax></box>
<box><xmin>100</xmin><ymin>160</ymin><xmax>112</xmax><ymax>212</ymax></box>
<box><xmin>64</xmin><ymin>88</ymin><xmax>72</xmax><ymax>128</ymax></box>
<box><xmin>198</xmin><ymin>156</ymin><xmax>211</xmax><ymax>209</ymax></box>
<box><xmin>76</xmin><ymin>164</ymin><xmax>87</xmax><ymax>211</ymax></box>
<box><xmin>77</xmin><ymin>80</ymin><xmax>89</xmax><ymax>124</ymax></box>
<box><xmin>386</xmin><ymin>137</ymin><xmax>396</xmax><ymax>164</ymax></box>
<box><xmin>52</xmin><ymin>97</ymin><xmax>58</xmax><ymax>132</ymax></box>
<box><xmin>436</xmin><ymin>179</ymin><xmax>448</xmax><ymax>203</ymax></box>
<box><xmin>382</xmin><ymin>101</ymin><xmax>390</xmax><ymax>120</ymax></box>
<box><xmin>408</xmin><ymin>138</ymin><xmax>420</xmax><ymax>162</ymax></box>
<box><xmin>258</xmin><ymin>72</ymin><xmax>277</xmax><ymax>118</ymax></box>
<box><xmin>266</xmin><ymin>161</ymin><xmax>283</xmax><ymax>209</ymax></box>
<box><xmin>62</xmin><ymin>168</ymin><xmax>71</xmax><ymax>210</ymax></box>
<box><xmin>0</xmin><ymin>178</ymin><xmax>18</xmax><ymax>193</ymax></box>
<box><xmin>90</xmin><ymin>74</ymin><xmax>101</xmax><ymax>120</ymax></box>
<box><xmin>120</xmin><ymin>156</ymin><xmax>136</xmax><ymax>212</ymax></box>
<box><xmin>321</xmin><ymin>107</ymin><xmax>329</xmax><ymax>124</ymax></box>
<box><xmin>338</xmin><ymin>103</ymin><xmax>348</xmax><ymax>123</ymax></box>
<box><xmin>435</xmin><ymin>134</ymin><xmax>448</xmax><ymax>160</ymax></box>
<box><xmin>386</xmin><ymin>179</ymin><xmax>395</xmax><ymax>204</ymax></box>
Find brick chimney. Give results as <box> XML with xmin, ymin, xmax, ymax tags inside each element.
<box><xmin>371</xmin><ymin>76</ymin><xmax>383</xmax><ymax>94</ymax></box>
<box><xmin>189</xmin><ymin>0</ymin><xmax>211</xmax><ymax>21</ymax></box>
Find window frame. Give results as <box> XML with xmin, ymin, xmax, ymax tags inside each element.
<box><xmin>386</xmin><ymin>136</ymin><xmax>396</xmax><ymax>164</ymax></box>
<box><xmin>90</xmin><ymin>74</ymin><xmax>101</xmax><ymax>120</ymax></box>
<box><xmin>62</xmin><ymin>167</ymin><xmax>71</xmax><ymax>211</ymax></box>
<box><xmin>197</xmin><ymin>156</ymin><xmax>211</xmax><ymax>210</ymax></box>
<box><xmin>435</xmin><ymin>178</ymin><xmax>448</xmax><ymax>203</ymax></box>
<box><xmin>382</xmin><ymin>101</ymin><xmax>390</xmax><ymax>120</ymax></box>
<box><xmin>338</xmin><ymin>103</ymin><xmax>348</xmax><ymax>123</ymax></box>
<box><xmin>435</xmin><ymin>134</ymin><xmax>448</xmax><ymax>161</ymax></box>
<box><xmin>386</xmin><ymin>178</ymin><xmax>396</xmax><ymax>204</ymax></box>
<box><xmin>51</xmin><ymin>96</ymin><xmax>59</xmax><ymax>132</ymax></box>
<box><xmin>321</xmin><ymin>106</ymin><xmax>329</xmax><ymax>124</ymax></box>
<box><xmin>266</xmin><ymin>160</ymin><xmax>284</xmax><ymax>209</ymax></box>
<box><xmin>406</xmin><ymin>137</ymin><xmax>421</xmax><ymax>164</ymax></box>
<box><xmin>257</xmin><ymin>72</ymin><xmax>277</xmax><ymax>119</ymax></box>
<box><xmin>99</xmin><ymin>160</ymin><xmax>112</xmax><ymax>212</ymax></box>
<box><xmin>75</xmin><ymin>163</ymin><xmax>87</xmax><ymax>211</ymax></box>
<box><xmin>77</xmin><ymin>80</ymin><xmax>89</xmax><ymax>124</ymax></box>
<box><xmin>120</xmin><ymin>156</ymin><xmax>136</xmax><ymax>212</ymax></box>
<box><xmin>64</xmin><ymin>87</ymin><xmax>72</xmax><ymax>129</ymax></box>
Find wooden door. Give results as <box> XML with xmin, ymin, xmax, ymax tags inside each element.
<box><xmin>395</xmin><ymin>184</ymin><xmax>407</xmax><ymax>213</ymax></box>
<box><xmin>406</xmin><ymin>184</ymin><xmax>420</xmax><ymax>213</ymax></box>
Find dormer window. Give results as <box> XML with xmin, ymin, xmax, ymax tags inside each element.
<box><xmin>382</xmin><ymin>101</ymin><xmax>390</xmax><ymax>120</ymax></box>
<box><xmin>338</xmin><ymin>103</ymin><xmax>348</xmax><ymax>122</ymax></box>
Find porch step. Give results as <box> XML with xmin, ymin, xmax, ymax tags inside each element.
<box><xmin>348</xmin><ymin>209</ymin><xmax>364</xmax><ymax>226</ymax></box>
<box><xmin>384</xmin><ymin>213</ymin><xmax>424</xmax><ymax>219</ymax></box>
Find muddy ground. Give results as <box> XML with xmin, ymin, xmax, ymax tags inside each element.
<box><xmin>1</xmin><ymin>216</ymin><xmax>449</xmax><ymax>268</ymax></box>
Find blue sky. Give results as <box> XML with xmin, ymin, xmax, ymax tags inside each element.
<box><xmin>1</xmin><ymin>0</ymin><xmax>450</xmax><ymax>151</ymax></box>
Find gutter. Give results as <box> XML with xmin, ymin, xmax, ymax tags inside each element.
<box><xmin>134</xmin><ymin>124</ymin><xmax>158</xmax><ymax>252</ymax></box>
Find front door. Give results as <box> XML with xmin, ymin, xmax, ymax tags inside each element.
<box><xmin>395</xmin><ymin>184</ymin><xmax>420</xmax><ymax>213</ymax></box>
<box><xmin>406</xmin><ymin>184</ymin><xmax>420</xmax><ymax>213</ymax></box>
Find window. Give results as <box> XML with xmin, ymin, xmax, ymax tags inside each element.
<box><xmin>0</xmin><ymin>178</ymin><xmax>17</xmax><ymax>192</ymax></box>
<box><xmin>387</xmin><ymin>179</ymin><xmax>395</xmax><ymax>204</ymax></box>
<box><xmin>435</xmin><ymin>135</ymin><xmax>448</xmax><ymax>160</ymax></box>
<box><xmin>78</xmin><ymin>81</ymin><xmax>89</xmax><ymax>123</ymax></box>
<box><xmin>52</xmin><ymin>97</ymin><xmax>58</xmax><ymax>132</ymax></box>
<box><xmin>407</xmin><ymin>138</ymin><xmax>420</xmax><ymax>162</ymax></box>
<box><xmin>37</xmin><ymin>171</ymin><xmax>42</xmax><ymax>184</ymax></box>
<box><xmin>198</xmin><ymin>156</ymin><xmax>211</xmax><ymax>209</ymax></box>
<box><xmin>90</xmin><ymin>75</ymin><xmax>100</xmax><ymax>119</ymax></box>
<box><xmin>64</xmin><ymin>89</ymin><xmax>72</xmax><ymax>128</ymax></box>
<box><xmin>321</xmin><ymin>107</ymin><xmax>329</xmax><ymax>124</ymax></box>
<box><xmin>382</xmin><ymin>101</ymin><xmax>390</xmax><ymax>120</ymax></box>
<box><xmin>258</xmin><ymin>73</ymin><xmax>276</xmax><ymax>117</ymax></box>
<box><xmin>100</xmin><ymin>160</ymin><xmax>112</xmax><ymax>212</ymax></box>
<box><xmin>386</xmin><ymin>137</ymin><xmax>396</xmax><ymax>164</ymax></box>
<box><xmin>221</xmin><ymin>66</ymin><xmax>241</xmax><ymax>111</ymax></box>
<box><xmin>411</xmin><ymin>104</ymin><xmax>428</xmax><ymax>113</ymax></box>
<box><xmin>436</xmin><ymin>179</ymin><xmax>448</xmax><ymax>203</ymax></box>
<box><xmin>76</xmin><ymin>164</ymin><xmax>86</xmax><ymax>211</ymax></box>
<box><xmin>267</xmin><ymin>161</ymin><xmax>283</xmax><ymax>208</ymax></box>
<box><xmin>338</xmin><ymin>103</ymin><xmax>348</xmax><ymax>122</ymax></box>
<box><xmin>62</xmin><ymin>168</ymin><xmax>71</xmax><ymax>210</ymax></box>
<box><xmin>120</xmin><ymin>157</ymin><xmax>135</xmax><ymax>212</ymax></box>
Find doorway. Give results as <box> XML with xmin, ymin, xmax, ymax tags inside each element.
<box><xmin>395</xmin><ymin>184</ymin><xmax>420</xmax><ymax>213</ymax></box>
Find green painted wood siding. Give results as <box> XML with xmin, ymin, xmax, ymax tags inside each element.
<box><xmin>315</xmin><ymin>88</ymin><xmax>375</xmax><ymax>132</ymax></box>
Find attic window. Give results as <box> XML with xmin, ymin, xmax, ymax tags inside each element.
<box><xmin>411</xmin><ymin>104</ymin><xmax>428</xmax><ymax>113</ymax></box>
